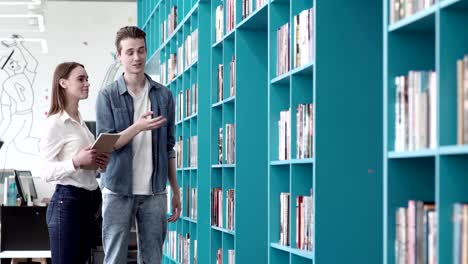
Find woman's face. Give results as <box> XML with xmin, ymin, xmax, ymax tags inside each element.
<box><xmin>61</xmin><ymin>66</ymin><xmax>90</xmax><ymax>101</ymax></box>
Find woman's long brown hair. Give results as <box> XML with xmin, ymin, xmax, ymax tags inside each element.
<box><xmin>47</xmin><ymin>62</ymin><xmax>84</xmax><ymax>117</ymax></box>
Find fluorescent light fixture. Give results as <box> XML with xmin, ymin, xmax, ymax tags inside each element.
<box><xmin>0</xmin><ymin>38</ymin><xmax>48</xmax><ymax>53</ymax></box>
<box><xmin>0</xmin><ymin>0</ymin><xmax>41</xmax><ymax>5</ymax></box>
<box><xmin>0</xmin><ymin>14</ymin><xmax>44</xmax><ymax>32</ymax></box>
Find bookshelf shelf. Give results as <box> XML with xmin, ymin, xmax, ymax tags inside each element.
<box><xmin>387</xmin><ymin>150</ymin><xmax>437</xmax><ymax>159</ymax></box>
<box><xmin>270</xmin><ymin>159</ymin><xmax>314</xmax><ymax>166</ymax></box>
<box><xmin>388</xmin><ymin>5</ymin><xmax>437</xmax><ymax>32</ymax></box>
<box><xmin>181</xmin><ymin>216</ymin><xmax>198</xmax><ymax>224</ymax></box>
<box><xmin>440</xmin><ymin>145</ymin><xmax>468</xmax><ymax>155</ymax></box>
<box><xmin>211</xmin><ymin>96</ymin><xmax>236</xmax><ymax>108</ymax></box>
<box><xmin>211</xmin><ymin>226</ymin><xmax>235</xmax><ymax>236</ymax></box>
<box><xmin>271</xmin><ymin>72</ymin><xmax>291</xmax><ymax>85</ymax></box>
<box><xmin>270</xmin><ymin>243</ymin><xmax>314</xmax><ymax>260</ymax></box>
<box><xmin>210</xmin><ymin>164</ymin><xmax>235</xmax><ymax>169</ymax></box>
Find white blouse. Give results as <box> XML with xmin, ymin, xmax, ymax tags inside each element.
<box><xmin>39</xmin><ymin>111</ymin><xmax>99</xmax><ymax>191</ymax></box>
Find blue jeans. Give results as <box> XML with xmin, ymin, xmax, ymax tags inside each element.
<box><xmin>46</xmin><ymin>185</ymin><xmax>102</xmax><ymax>264</ymax></box>
<box><xmin>102</xmin><ymin>192</ymin><xmax>167</xmax><ymax>264</ymax></box>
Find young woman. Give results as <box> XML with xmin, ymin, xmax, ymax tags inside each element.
<box><xmin>40</xmin><ymin>62</ymin><xmax>109</xmax><ymax>263</ymax></box>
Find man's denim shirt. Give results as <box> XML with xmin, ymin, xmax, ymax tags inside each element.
<box><xmin>96</xmin><ymin>74</ymin><xmax>175</xmax><ymax>195</ymax></box>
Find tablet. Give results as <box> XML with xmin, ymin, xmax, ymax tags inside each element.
<box><xmin>91</xmin><ymin>133</ymin><xmax>120</xmax><ymax>153</ymax></box>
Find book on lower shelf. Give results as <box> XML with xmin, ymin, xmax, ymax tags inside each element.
<box><xmin>184</xmin><ymin>187</ymin><xmax>198</xmax><ymax>220</ymax></box>
<box><xmin>225</xmin><ymin>124</ymin><xmax>235</xmax><ymax>165</ymax></box>
<box><xmin>394</xmin><ymin>200</ymin><xmax>436</xmax><ymax>264</ymax></box>
<box><xmin>229</xmin><ymin>56</ymin><xmax>236</xmax><ymax>97</ymax></box>
<box><xmin>176</xmin><ymin>136</ymin><xmax>183</xmax><ymax>168</ymax></box>
<box><xmin>218</xmin><ymin>64</ymin><xmax>224</xmax><ymax>102</ymax></box>
<box><xmin>279</xmin><ymin>192</ymin><xmax>290</xmax><ymax>246</ymax></box>
<box><xmin>226</xmin><ymin>189</ymin><xmax>235</xmax><ymax>231</ymax></box>
<box><xmin>296</xmin><ymin>191</ymin><xmax>314</xmax><ymax>251</ymax></box>
<box><xmin>278</xmin><ymin>110</ymin><xmax>291</xmax><ymax>161</ymax></box>
<box><xmin>216</xmin><ymin>249</ymin><xmax>235</xmax><ymax>264</ymax></box>
<box><xmin>165</xmin><ymin>231</ymin><xmax>194</xmax><ymax>264</ymax></box>
<box><xmin>393</xmin><ymin>70</ymin><xmax>437</xmax><ymax>152</ymax></box>
<box><xmin>296</xmin><ymin>104</ymin><xmax>313</xmax><ymax>159</ymax></box>
<box><xmin>212</xmin><ymin>188</ymin><xmax>223</xmax><ymax>228</ymax></box>
<box><xmin>279</xmin><ymin>191</ymin><xmax>314</xmax><ymax>251</ymax></box>
<box><xmin>187</xmin><ymin>135</ymin><xmax>198</xmax><ymax>168</ymax></box>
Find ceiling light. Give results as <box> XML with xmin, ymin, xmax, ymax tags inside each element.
<box><xmin>0</xmin><ymin>0</ymin><xmax>41</xmax><ymax>5</ymax></box>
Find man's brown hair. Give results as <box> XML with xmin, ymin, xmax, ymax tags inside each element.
<box><xmin>115</xmin><ymin>26</ymin><xmax>146</xmax><ymax>54</ymax></box>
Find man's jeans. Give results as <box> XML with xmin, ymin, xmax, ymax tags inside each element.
<box><xmin>102</xmin><ymin>192</ymin><xmax>167</xmax><ymax>264</ymax></box>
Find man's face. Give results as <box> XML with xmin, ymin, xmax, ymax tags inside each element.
<box><xmin>117</xmin><ymin>38</ymin><xmax>146</xmax><ymax>75</ymax></box>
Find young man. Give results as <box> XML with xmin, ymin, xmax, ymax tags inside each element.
<box><xmin>96</xmin><ymin>26</ymin><xmax>181</xmax><ymax>264</ymax></box>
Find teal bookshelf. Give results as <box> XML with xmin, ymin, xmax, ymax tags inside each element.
<box><xmin>209</xmin><ymin>0</ymin><xmax>269</xmax><ymax>262</ymax></box>
<box><xmin>268</xmin><ymin>0</ymin><xmax>383</xmax><ymax>264</ymax></box>
<box><xmin>139</xmin><ymin>0</ymin><xmax>211</xmax><ymax>263</ymax></box>
<box><xmin>140</xmin><ymin>0</ymin><xmax>383</xmax><ymax>263</ymax></box>
<box><xmin>384</xmin><ymin>0</ymin><xmax>468</xmax><ymax>263</ymax></box>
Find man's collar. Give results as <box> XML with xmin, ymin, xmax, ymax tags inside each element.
<box><xmin>117</xmin><ymin>73</ymin><xmax>159</xmax><ymax>95</ymax></box>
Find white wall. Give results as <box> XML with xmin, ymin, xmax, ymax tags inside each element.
<box><xmin>0</xmin><ymin>1</ymin><xmax>136</xmax><ymax>200</ymax></box>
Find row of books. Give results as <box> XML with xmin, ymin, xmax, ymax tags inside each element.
<box><xmin>175</xmin><ymin>135</ymin><xmax>198</xmax><ymax>168</ymax></box>
<box><xmin>276</xmin><ymin>7</ymin><xmax>314</xmax><ymax>77</ymax></box>
<box><xmin>215</xmin><ymin>5</ymin><xmax>224</xmax><ymax>43</ymax></box>
<box><xmin>293</xmin><ymin>8</ymin><xmax>314</xmax><ymax>68</ymax></box>
<box><xmin>389</xmin><ymin>0</ymin><xmax>435</xmax><ymax>24</ymax></box>
<box><xmin>211</xmin><ymin>188</ymin><xmax>235</xmax><ymax>230</ymax></box>
<box><xmin>216</xmin><ymin>60</ymin><xmax>236</xmax><ymax>103</ymax></box>
<box><xmin>395</xmin><ymin>200</ymin><xmax>436</xmax><ymax>264</ymax></box>
<box><xmin>394</xmin><ymin>70</ymin><xmax>437</xmax><ymax>152</ymax></box>
<box><xmin>453</xmin><ymin>203</ymin><xmax>468</xmax><ymax>264</ymax></box>
<box><xmin>276</xmin><ymin>23</ymin><xmax>290</xmax><ymax>77</ymax></box>
<box><xmin>218</xmin><ymin>124</ymin><xmax>236</xmax><ymax>165</ymax></box>
<box><xmin>160</xmin><ymin>32</ymin><xmax>198</xmax><ymax>85</ymax></box>
<box><xmin>161</xmin><ymin>6</ymin><xmax>178</xmax><ymax>43</ymax></box>
<box><xmin>176</xmin><ymin>136</ymin><xmax>183</xmax><ymax>168</ymax></box>
<box><xmin>166</xmin><ymin>186</ymin><xmax>198</xmax><ymax>221</ymax></box>
<box><xmin>279</xmin><ymin>191</ymin><xmax>314</xmax><ymax>251</ymax></box>
<box><xmin>225</xmin><ymin>0</ymin><xmax>236</xmax><ymax>33</ymax></box>
<box><xmin>164</xmin><ymin>231</ymin><xmax>197</xmax><ymax>264</ymax></box>
<box><xmin>278</xmin><ymin>104</ymin><xmax>314</xmax><ymax>160</ymax></box>
<box><xmin>456</xmin><ymin>55</ymin><xmax>468</xmax><ymax>145</ymax></box>
<box><xmin>185</xmin><ymin>29</ymin><xmax>198</xmax><ymax>69</ymax></box>
<box><xmin>216</xmin><ymin>248</ymin><xmax>235</xmax><ymax>264</ymax></box>
<box><xmin>176</xmin><ymin>84</ymin><xmax>198</xmax><ymax>122</ymax></box>
<box><xmin>187</xmin><ymin>136</ymin><xmax>198</xmax><ymax>168</ymax></box>
<box><xmin>241</xmin><ymin>0</ymin><xmax>254</xmax><ymax>19</ymax></box>
<box><xmin>183</xmin><ymin>187</ymin><xmax>198</xmax><ymax>220</ymax></box>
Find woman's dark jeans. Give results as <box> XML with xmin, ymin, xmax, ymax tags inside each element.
<box><xmin>46</xmin><ymin>184</ymin><xmax>101</xmax><ymax>264</ymax></box>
